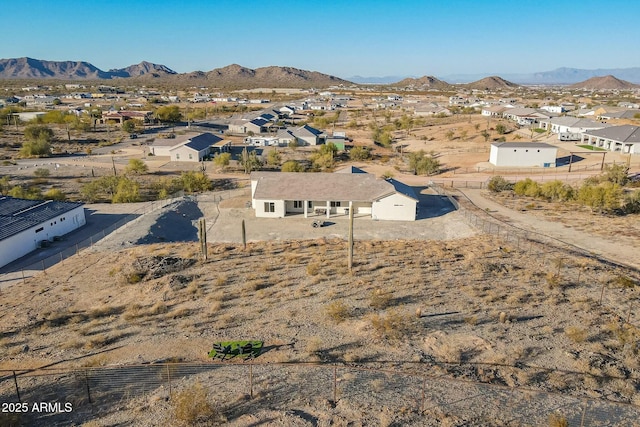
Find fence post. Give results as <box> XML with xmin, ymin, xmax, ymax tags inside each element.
<box><xmin>76</xmin><ymin>243</ymin><xmax>79</xmax><ymax>255</ymax></box>
<box><xmin>249</xmin><ymin>362</ymin><xmax>253</xmax><ymax>399</ymax></box>
<box><xmin>579</xmin><ymin>402</ymin><xmax>588</xmax><ymax>427</ymax></box>
<box><xmin>421</xmin><ymin>376</ymin><xmax>426</xmax><ymax>413</ymax></box>
<box><xmin>333</xmin><ymin>365</ymin><xmax>337</xmax><ymax>403</ymax></box>
<box><xmin>166</xmin><ymin>364</ymin><xmax>172</xmax><ymax>397</ymax></box>
<box><xmin>599</xmin><ymin>282</ymin><xmax>606</xmax><ymax>305</ymax></box>
<box><xmin>85</xmin><ymin>370</ymin><xmax>92</xmax><ymax>404</ymax></box>
<box><xmin>13</xmin><ymin>371</ymin><xmax>21</xmax><ymax>403</ymax></box>
<box><xmin>42</xmin><ymin>259</ymin><xmax>46</xmax><ymax>273</ymax></box>
<box><xmin>22</xmin><ymin>269</ymin><xmax>25</xmax><ymax>284</ymax></box>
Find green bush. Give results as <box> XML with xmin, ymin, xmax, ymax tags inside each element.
<box><xmin>487</xmin><ymin>176</ymin><xmax>512</xmax><ymax>193</ymax></box>
<box><xmin>513</xmin><ymin>178</ymin><xmax>541</xmax><ymax>197</ymax></box>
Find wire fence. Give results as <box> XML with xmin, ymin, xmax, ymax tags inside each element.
<box><xmin>1</xmin><ymin>362</ymin><xmax>639</xmax><ymax>426</ymax></box>
<box><xmin>431</xmin><ymin>182</ymin><xmax>640</xmax><ymax>329</ymax></box>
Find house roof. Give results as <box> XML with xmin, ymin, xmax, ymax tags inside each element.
<box><xmin>168</xmin><ymin>132</ymin><xmax>223</xmax><ymax>152</ymax></box>
<box><xmin>491</xmin><ymin>142</ymin><xmax>557</xmax><ymax>149</ymax></box>
<box><xmin>294</xmin><ymin>125</ymin><xmax>324</xmax><ymax>138</ymax></box>
<box><xmin>251</xmin><ymin>172</ymin><xmax>408</xmax><ymax>203</ymax></box>
<box><xmin>583</xmin><ymin>125</ymin><xmax>640</xmax><ymax>143</ymax></box>
<box><xmin>335</xmin><ymin>166</ymin><xmax>368</xmax><ymax>174</ymax></box>
<box><xmin>0</xmin><ymin>197</ymin><xmax>84</xmax><ymax>242</ymax></box>
<box><xmin>600</xmin><ymin>110</ymin><xmax>640</xmax><ymax>119</ymax></box>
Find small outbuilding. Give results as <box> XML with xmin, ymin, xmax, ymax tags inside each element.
<box><xmin>489</xmin><ymin>142</ymin><xmax>557</xmax><ymax>168</ymax></box>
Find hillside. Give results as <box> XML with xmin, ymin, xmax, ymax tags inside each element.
<box><xmin>568</xmin><ymin>74</ymin><xmax>639</xmax><ymax>90</ymax></box>
<box><xmin>182</xmin><ymin>64</ymin><xmax>352</xmax><ymax>88</ymax></box>
<box><xmin>392</xmin><ymin>75</ymin><xmax>450</xmax><ymax>90</ymax></box>
<box><xmin>0</xmin><ymin>57</ymin><xmax>176</xmax><ymax>79</ymax></box>
<box><xmin>463</xmin><ymin>76</ymin><xmax>519</xmax><ymax>90</ymax></box>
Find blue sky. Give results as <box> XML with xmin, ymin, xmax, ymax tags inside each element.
<box><xmin>4</xmin><ymin>0</ymin><xmax>639</xmax><ymax>78</ymax></box>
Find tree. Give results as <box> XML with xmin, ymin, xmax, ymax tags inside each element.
<box><xmin>407</xmin><ymin>150</ymin><xmax>441</xmax><ymax>175</ymax></box>
<box><xmin>495</xmin><ymin>123</ymin><xmax>507</xmax><ymax>135</ymax></box>
<box><xmin>349</xmin><ymin>146</ymin><xmax>371</xmax><ymax>161</ymax></box>
<box><xmin>481</xmin><ymin>130</ymin><xmax>490</xmax><ymax>142</ymax></box>
<box><xmin>122</xmin><ymin>119</ymin><xmax>136</xmax><ymax>133</ymax></box>
<box><xmin>155</xmin><ymin>105</ymin><xmax>182</xmax><ymax>127</ymax></box>
<box><xmin>125</xmin><ymin>158</ymin><xmax>148</xmax><ymax>175</ymax></box>
<box><xmin>213</xmin><ymin>152</ymin><xmax>231</xmax><ymax>170</ymax></box>
<box><xmin>281</xmin><ymin>160</ymin><xmax>304</xmax><ymax>172</ymax></box>
<box><xmin>239</xmin><ymin>147</ymin><xmax>262</xmax><ymax>174</ymax></box>
<box><xmin>266</xmin><ymin>149</ymin><xmax>282</xmax><ymax>167</ymax></box>
<box><xmin>112</xmin><ymin>177</ymin><xmax>141</xmax><ymax>203</ymax></box>
<box><xmin>21</xmin><ymin>125</ymin><xmax>53</xmax><ymax>157</ymax></box>
<box><xmin>178</xmin><ymin>171</ymin><xmax>211</xmax><ymax>193</ymax></box>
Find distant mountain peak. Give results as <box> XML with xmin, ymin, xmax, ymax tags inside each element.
<box><xmin>391</xmin><ymin>75</ymin><xmax>450</xmax><ymax>89</ymax></box>
<box><xmin>464</xmin><ymin>76</ymin><xmax>519</xmax><ymax>89</ymax></box>
<box><xmin>568</xmin><ymin>75</ymin><xmax>638</xmax><ymax>90</ymax></box>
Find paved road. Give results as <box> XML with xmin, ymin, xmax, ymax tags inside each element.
<box><xmin>457</xmin><ymin>188</ymin><xmax>640</xmax><ymax>270</ymax></box>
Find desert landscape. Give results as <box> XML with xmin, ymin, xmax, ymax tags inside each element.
<box><xmin>2</xmin><ymin>56</ymin><xmax>640</xmax><ymax>426</ymax></box>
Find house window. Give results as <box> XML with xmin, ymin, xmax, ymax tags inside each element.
<box><xmin>330</xmin><ymin>201</ymin><xmax>341</xmax><ymax>207</ymax></box>
<box><xmin>35</xmin><ymin>227</ymin><xmax>44</xmax><ymax>233</ymax></box>
<box><xmin>293</xmin><ymin>201</ymin><xmax>303</xmax><ymax>209</ymax></box>
<box><xmin>189</xmin><ymin>153</ymin><xmax>193</xmax><ymax>160</ymax></box>
<box><xmin>176</xmin><ymin>153</ymin><xmax>180</xmax><ymax>160</ymax></box>
<box><xmin>264</xmin><ymin>202</ymin><xmax>275</xmax><ymax>213</ymax></box>
<box><xmin>308</xmin><ymin>201</ymin><xmax>313</xmax><ymax>209</ymax></box>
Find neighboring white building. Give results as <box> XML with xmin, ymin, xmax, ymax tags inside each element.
<box><xmin>581</xmin><ymin>125</ymin><xmax>640</xmax><ymax>154</ymax></box>
<box><xmin>489</xmin><ymin>142</ymin><xmax>557</xmax><ymax>168</ymax></box>
<box><xmin>0</xmin><ymin>197</ymin><xmax>86</xmax><ymax>269</ymax></box>
<box><xmin>250</xmin><ymin>170</ymin><xmax>418</xmax><ymax>221</ymax></box>
<box><xmin>539</xmin><ymin>117</ymin><xmax>610</xmax><ymax>141</ymax></box>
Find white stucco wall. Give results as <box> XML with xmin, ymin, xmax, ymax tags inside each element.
<box><xmin>371</xmin><ymin>193</ymin><xmax>416</xmax><ymax>221</ymax></box>
<box><xmin>489</xmin><ymin>145</ymin><xmax>557</xmax><ymax>167</ymax></box>
<box><xmin>170</xmin><ymin>146</ymin><xmax>205</xmax><ymax>162</ymax></box>
<box><xmin>254</xmin><ymin>199</ymin><xmax>286</xmax><ymax>218</ymax></box>
<box><xmin>0</xmin><ymin>205</ymin><xmax>86</xmax><ymax>268</ymax></box>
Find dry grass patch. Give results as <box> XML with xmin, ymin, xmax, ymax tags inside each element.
<box><xmin>369</xmin><ymin>310</ymin><xmax>414</xmax><ymax>341</ymax></box>
<box><xmin>326</xmin><ymin>301</ymin><xmax>351</xmax><ymax>323</ymax></box>
<box><xmin>564</xmin><ymin>326</ymin><xmax>588</xmax><ymax>343</ymax></box>
<box><xmin>172</xmin><ymin>382</ymin><xmax>224</xmax><ymax>426</ymax></box>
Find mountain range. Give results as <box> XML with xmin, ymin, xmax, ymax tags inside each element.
<box><xmin>351</xmin><ymin>67</ymin><xmax>640</xmax><ymax>85</ymax></box>
<box><xmin>2</xmin><ymin>58</ymin><xmax>640</xmax><ymax>88</ymax></box>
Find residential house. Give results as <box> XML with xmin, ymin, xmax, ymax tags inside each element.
<box><xmin>539</xmin><ymin>117</ymin><xmax>610</xmax><ymax>141</ymax></box>
<box><xmin>149</xmin><ymin>132</ymin><xmax>229</xmax><ymax>161</ymax></box>
<box><xmin>414</xmin><ymin>105</ymin><xmax>452</xmax><ymax>117</ymax></box>
<box><xmin>489</xmin><ymin>142</ymin><xmax>557</xmax><ymax>167</ymax></box>
<box><xmin>250</xmin><ymin>170</ymin><xmax>418</xmax><ymax>221</ymax></box>
<box><xmin>481</xmin><ymin>105</ymin><xmax>508</xmax><ymax>117</ymax></box>
<box><xmin>581</xmin><ymin>125</ymin><xmax>640</xmax><ymax>154</ymax></box>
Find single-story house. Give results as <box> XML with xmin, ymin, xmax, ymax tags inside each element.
<box><xmin>489</xmin><ymin>142</ymin><xmax>557</xmax><ymax>167</ymax></box>
<box><xmin>481</xmin><ymin>105</ymin><xmax>508</xmax><ymax>117</ymax></box>
<box><xmin>166</xmin><ymin>132</ymin><xmax>227</xmax><ymax>162</ymax></box>
<box><xmin>538</xmin><ymin>117</ymin><xmax>610</xmax><ymax>141</ymax></box>
<box><xmin>250</xmin><ymin>170</ymin><xmax>418</xmax><ymax>221</ymax></box>
<box><xmin>101</xmin><ymin>110</ymin><xmax>153</xmax><ymax>124</ymax></box>
<box><xmin>0</xmin><ymin>197</ymin><xmax>86</xmax><ymax>269</ymax></box>
<box><xmin>581</xmin><ymin>125</ymin><xmax>640</xmax><ymax>154</ymax></box>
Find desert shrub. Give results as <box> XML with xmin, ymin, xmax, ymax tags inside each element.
<box><xmin>369</xmin><ymin>289</ymin><xmax>393</xmax><ymax>309</ymax></box>
<box><xmin>564</xmin><ymin>326</ymin><xmax>587</xmax><ymax>343</ymax></box>
<box><xmin>172</xmin><ymin>382</ymin><xmax>221</xmax><ymax>425</ymax></box>
<box><xmin>43</xmin><ymin>188</ymin><xmax>67</xmax><ymax>201</ymax></box>
<box><xmin>281</xmin><ymin>160</ymin><xmax>304</xmax><ymax>172</ymax></box>
<box><xmin>306</xmin><ymin>262</ymin><xmax>321</xmax><ymax>276</ymax></box>
<box><xmin>487</xmin><ymin>176</ymin><xmax>512</xmax><ymax>193</ymax></box>
<box><xmin>577</xmin><ymin>182</ymin><xmax>623</xmax><ymax>213</ymax></box>
<box><xmin>548</xmin><ymin>413</ymin><xmax>568</xmax><ymax>427</ymax></box>
<box><xmin>349</xmin><ymin>146</ymin><xmax>371</xmax><ymax>161</ymax></box>
<box><xmin>34</xmin><ymin>168</ymin><xmax>50</xmax><ymax>178</ymax></box>
<box><xmin>622</xmin><ymin>189</ymin><xmax>640</xmax><ymax>214</ymax></box>
<box><xmin>514</xmin><ymin>178</ymin><xmax>541</xmax><ymax>197</ymax></box>
<box><xmin>369</xmin><ymin>310</ymin><xmax>413</xmax><ymax>340</ymax></box>
<box><xmin>326</xmin><ymin>301</ymin><xmax>351</xmax><ymax>323</ymax></box>
<box><xmin>540</xmin><ymin>180</ymin><xmax>575</xmax><ymax>202</ymax></box>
